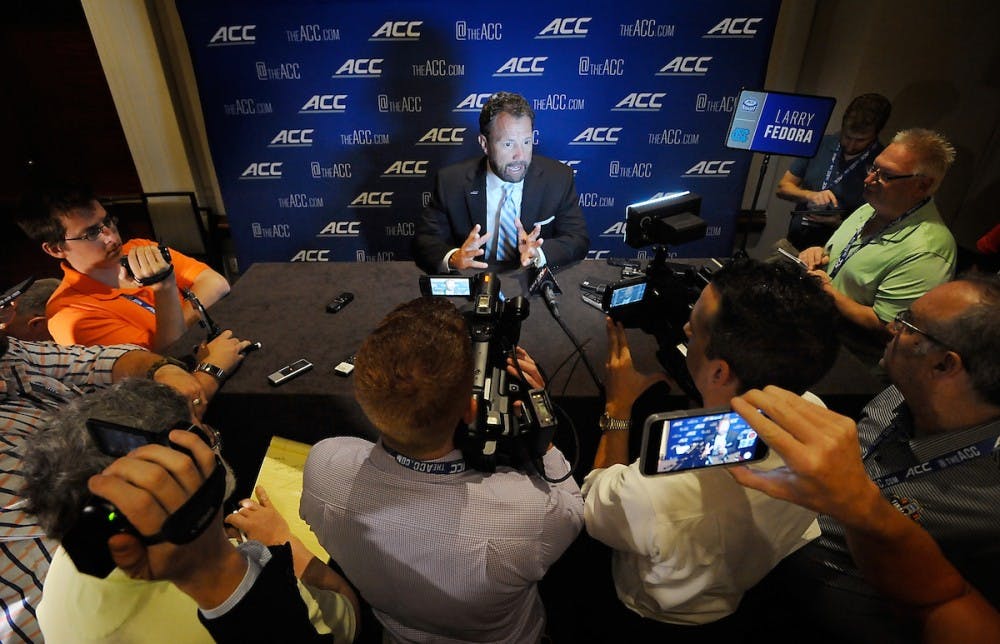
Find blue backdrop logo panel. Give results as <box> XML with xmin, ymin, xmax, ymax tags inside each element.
<box><xmin>176</xmin><ymin>0</ymin><xmax>781</xmax><ymax>266</ymax></box>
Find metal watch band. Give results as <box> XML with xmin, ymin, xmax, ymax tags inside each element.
<box><xmin>599</xmin><ymin>412</ymin><xmax>631</xmax><ymax>432</ymax></box>
<box><xmin>194</xmin><ymin>362</ymin><xmax>227</xmax><ymax>382</ymax></box>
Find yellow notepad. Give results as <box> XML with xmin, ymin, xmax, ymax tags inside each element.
<box><xmin>252</xmin><ymin>436</ymin><xmax>329</xmax><ymax>562</ymax></box>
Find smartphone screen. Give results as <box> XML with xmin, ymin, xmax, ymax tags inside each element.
<box><xmin>86</xmin><ymin>418</ymin><xmax>161</xmax><ymax>457</ymax></box>
<box><xmin>639</xmin><ymin>407</ymin><xmax>768</xmax><ymax>475</ymax></box>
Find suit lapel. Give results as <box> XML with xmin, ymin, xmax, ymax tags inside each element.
<box><xmin>465</xmin><ymin>159</ymin><xmax>488</xmax><ymax>231</ymax></box>
<box><xmin>519</xmin><ymin>161</ymin><xmax>545</xmax><ymax>228</ymax></box>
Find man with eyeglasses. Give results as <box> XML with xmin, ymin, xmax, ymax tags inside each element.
<box><xmin>15</xmin><ymin>181</ymin><xmax>230</xmax><ymax>352</ymax></box>
<box><xmin>798</xmin><ymin>128</ymin><xmax>957</xmax><ymax>366</ymax></box>
<box><xmin>742</xmin><ymin>274</ymin><xmax>1000</xmax><ymax>643</ymax></box>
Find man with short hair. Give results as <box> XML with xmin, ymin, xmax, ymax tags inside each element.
<box><xmin>754</xmin><ymin>274</ymin><xmax>1000</xmax><ymax>643</ymax></box>
<box><xmin>413</xmin><ymin>91</ymin><xmax>589</xmax><ymax>273</ymax></box>
<box><xmin>15</xmin><ymin>181</ymin><xmax>230</xmax><ymax>351</ymax></box>
<box><xmin>300</xmin><ymin>297</ymin><xmax>583</xmax><ymax>642</ymax></box>
<box><xmin>0</xmin><ymin>278</ymin><xmax>59</xmax><ymax>342</ymax></box>
<box><xmin>21</xmin><ymin>378</ymin><xmax>357</xmax><ymax>643</ymax></box>
<box><xmin>582</xmin><ymin>259</ymin><xmax>840</xmax><ymax>632</ymax></box>
<box><xmin>799</xmin><ymin>128</ymin><xmax>957</xmax><ymax>363</ymax></box>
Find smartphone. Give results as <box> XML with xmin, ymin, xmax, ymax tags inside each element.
<box><xmin>419</xmin><ymin>275</ymin><xmax>472</xmax><ymax>297</ymax></box>
<box><xmin>638</xmin><ymin>406</ymin><xmax>768</xmax><ymax>475</ymax></box>
<box><xmin>775</xmin><ymin>247</ymin><xmax>809</xmax><ymax>270</ymax></box>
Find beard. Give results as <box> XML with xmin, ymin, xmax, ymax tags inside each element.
<box><xmin>490</xmin><ymin>158</ymin><xmax>529</xmax><ymax>183</ymax></box>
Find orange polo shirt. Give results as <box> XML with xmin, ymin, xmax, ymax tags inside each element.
<box><xmin>46</xmin><ymin>239</ymin><xmax>209</xmax><ymax>348</ymax></box>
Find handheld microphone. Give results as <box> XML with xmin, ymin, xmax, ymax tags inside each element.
<box><xmin>528</xmin><ymin>265</ymin><xmax>562</xmax><ymax>318</ymax></box>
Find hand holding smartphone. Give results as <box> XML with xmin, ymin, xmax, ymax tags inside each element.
<box><xmin>639</xmin><ymin>406</ymin><xmax>768</xmax><ymax>476</ymax></box>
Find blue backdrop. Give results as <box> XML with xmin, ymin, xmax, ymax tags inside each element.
<box><xmin>176</xmin><ymin>0</ymin><xmax>781</xmax><ymax>267</ymax></box>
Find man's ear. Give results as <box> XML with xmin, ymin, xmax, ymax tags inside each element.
<box><xmin>932</xmin><ymin>350</ymin><xmax>963</xmax><ymax>378</ymax></box>
<box><xmin>462</xmin><ymin>396</ymin><xmax>477</xmax><ymax>425</ymax></box>
<box><xmin>709</xmin><ymin>359</ymin><xmax>735</xmax><ymax>388</ymax></box>
<box><xmin>26</xmin><ymin>316</ymin><xmax>51</xmax><ymax>341</ymax></box>
<box><xmin>478</xmin><ymin>133</ymin><xmax>489</xmax><ymax>157</ymax></box>
<box><xmin>41</xmin><ymin>241</ymin><xmax>66</xmax><ymax>259</ymax></box>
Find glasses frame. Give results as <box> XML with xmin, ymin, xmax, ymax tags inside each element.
<box><xmin>63</xmin><ymin>214</ymin><xmax>119</xmax><ymax>242</ymax></box>
<box><xmin>891</xmin><ymin>309</ymin><xmax>959</xmax><ymax>356</ymax></box>
<box><xmin>866</xmin><ymin>164</ymin><xmax>920</xmax><ymax>184</ymax></box>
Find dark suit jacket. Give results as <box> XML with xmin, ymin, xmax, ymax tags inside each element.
<box><xmin>412</xmin><ymin>155</ymin><xmax>590</xmax><ymax>273</ymax></box>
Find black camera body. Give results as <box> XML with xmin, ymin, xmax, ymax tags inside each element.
<box><xmin>120</xmin><ymin>244</ymin><xmax>173</xmax><ymax>286</ymax></box>
<box><xmin>438</xmin><ymin>272</ymin><xmax>558</xmax><ymax>473</ymax></box>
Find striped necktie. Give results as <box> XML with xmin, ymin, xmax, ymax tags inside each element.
<box><xmin>496</xmin><ymin>184</ymin><xmax>519</xmax><ymax>261</ymax></box>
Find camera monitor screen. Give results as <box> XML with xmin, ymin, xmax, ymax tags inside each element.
<box><xmin>725</xmin><ymin>89</ymin><xmax>836</xmax><ymax>158</ymax></box>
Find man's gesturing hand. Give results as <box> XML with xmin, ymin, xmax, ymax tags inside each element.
<box><xmin>450</xmin><ymin>225</ymin><xmax>492</xmax><ymax>270</ymax></box>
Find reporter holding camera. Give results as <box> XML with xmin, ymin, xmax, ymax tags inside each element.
<box><xmin>16</xmin><ymin>181</ymin><xmax>230</xmax><ymax>351</ymax></box>
<box><xmin>582</xmin><ymin>259</ymin><xmax>840</xmax><ymax>635</ymax></box>
<box><xmin>300</xmin><ymin>296</ymin><xmax>583</xmax><ymax>643</ymax></box>
<box><xmin>21</xmin><ymin>379</ymin><xmax>357</xmax><ymax>643</ymax></box>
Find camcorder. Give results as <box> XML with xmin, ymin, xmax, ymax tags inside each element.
<box><xmin>120</xmin><ymin>244</ymin><xmax>174</xmax><ymax>286</ymax></box>
<box><xmin>600</xmin><ymin>192</ymin><xmax>715</xmax><ymax>403</ymax></box>
<box><xmin>421</xmin><ymin>272</ymin><xmax>558</xmax><ymax>474</ymax></box>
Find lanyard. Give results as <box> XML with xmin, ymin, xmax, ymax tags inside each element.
<box><xmin>382</xmin><ymin>442</ymin><xmax>467</xmax><ymax>475</ymax></box>
<box><xmin>828</xmin><ymin>198</ymin><xmax>929</xmax><ymax>279</ymax></box>
<box><xmin>121</xmin><ymin>294</ymin><xmax>156</xmax><ymax>315</ymax></box>
<box><xmin>820</xmin><ymin>141</ymin><xmax>875</xmax><ymax>191</ymax></box>
<box><xmin>870</xmin><ymin>434</ymin><xmax>1000</xmax><ymax>490</ymax></box>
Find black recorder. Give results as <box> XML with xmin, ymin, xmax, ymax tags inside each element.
<box><xmin>60</xmin><ymin>419</ymin><xmax>226</xmax><ymax>578</ymax></box>
<box><xmin>639</xmin><ymin>407</ymin><xmax>769</xmax><ymax>476</ymax></box>
<box><xmin>120</xmin><ymin>244</ymin><xmax>173</xmax><ymax>286</ymax></box>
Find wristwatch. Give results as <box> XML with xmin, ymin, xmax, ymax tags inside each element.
<box><xmin>194</xmin><ymin>362</ymin><xmax>227</xmax><ymax>382</ymax></box>
<box><xmin>599</xmin><ymin>411</ymin><xmax>630</xmax><ymax>433</ymax></box>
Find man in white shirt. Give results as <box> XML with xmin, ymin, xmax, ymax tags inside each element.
<box><xmin>583</xmin><ymin>259</ymin><xmax>840</xmax><ymax>634</ymax></box>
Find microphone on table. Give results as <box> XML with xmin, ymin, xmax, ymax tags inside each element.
<box><xmin>528</xmin><ymin>265</ymin><xmax>562</xmax><ymax>319</ymax></box>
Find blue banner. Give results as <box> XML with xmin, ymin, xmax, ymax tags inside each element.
<box><xmin>176</xmin><ymin>0</ymin><xmax>781</xmax><ymax>267</ymax></box>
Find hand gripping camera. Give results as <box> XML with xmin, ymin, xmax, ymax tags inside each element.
<box><xmin>451</xmin><ymin>273</ymin><xmax>558</xmax><ymax>473</ymax></box>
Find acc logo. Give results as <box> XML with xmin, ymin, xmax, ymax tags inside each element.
<box><xmin>495</xmin><ymin>57</ymin><xmax>547</xmax><ymax>76</ymax></box>
<box><xmin>704</xmin><ymin>17</ymin><xmax>762</xmax><ymax>37</ymax></box>
<box><xmin>601</xmin><ymin>222</ymin><xmax>627</xmax><ymax>237</ymax></box>
<box><xmin>300</xmin><ymin>95</ymin><xmax>347</xmax><ymax>113</ymax></box>
<box><xmin>417</xmin><ymin>127</ymin><xmax>466</xmax><ymax>145</ymax></box>
<box><xmin>209</xmin><ymin>25</ymin><xmax>255</xmax><ymax>46</ymax></box>
<box><xmin>537</xmin><ymin>17</ymin><xmax>591</xmax><ymax>38</ymax></box>
<box><xmin>586</xmin><ymin>250</ymin><xmax>610</xmax><ymax>260</ymax></box>
<box><xmin>318</xmin><ymin>221</ymin><xmax>361</xmax><ymax>236</ymax></box>
<box><xmin>290</xmin><ymin>250</ymin><xmax>329</xmax><ymax>262</ymax></box>
<box><xmin>454</xmin><ymin>93</ymin><xmax>492</xmax><ymax>112</ymax></box>
<box><xmin>349</xmin><ymin>192</ymin><xmax>394</xmax><ymax>207</ymax></box>
<box><xmin>657</xmin><ymin>56</ymin><xmax>713</xmax><ymax>75</ymax></box>
<box><xmin>269</xmin><ymin>129</ymin><xmax>314</xmax><ymax>146</ymax></box>
<box><xmin>370</xmin><ymin>21</ymin><xmax>422</xmax><ymax>40</ymax></box>
<box><xmin>684</xmin><ymin>160</ymin><xmax>734</xmax><ymax>176</ymax></box>
<box><xmin>333</xmin><ymin>58</ymin><xmax>383</xmax><ymax>77</ymax></box>
<box><xmin>383</xmin><ymin>160</ymin><xmax>429</xmax><ymax>176</ymax></box>
<box><xmin>570</xmin><ymin>127</ymin><xmax>623</xmax><ymax>145</ymax></box>
<box><xmin>240</xmin><ymin>162</ymin><xmax>283</xmax><ymax>179</ymax></box>
<box><xmin>612</xmin><ymin>92</ymin><xmax>666</xmax><ymax>111</ymax></box>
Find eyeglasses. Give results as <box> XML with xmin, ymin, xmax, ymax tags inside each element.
<box><xmin>63</xmin><ymin>214</ymin><xmax>118</xmax><ymax>242</ymax></box>
<box><xmin>866</xmin><ymin>164</ymin><xmax>920</xmax><ymax>184</ymax></box>
<box><xmin>891</xmin><ymin>309</ymin><xmax>958</xmax><ymax>354</ymax></box>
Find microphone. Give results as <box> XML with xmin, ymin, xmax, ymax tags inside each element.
<box><xmin>528</xmin><ymin>265</ymin><xmax>562</xmax><ymax>318</ymax></box>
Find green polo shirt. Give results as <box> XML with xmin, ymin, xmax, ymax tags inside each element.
<box><xmin>824</xmin><ymin>199</ymin><xmax>956</xmax><ymax>323</ymax></box>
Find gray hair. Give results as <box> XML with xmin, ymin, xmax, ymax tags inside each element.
<box><xmin>15</xmin><ymin>278</ymin><xmax>60</xmax><ymax>319</ymax></box>
<box><xmin>892</xmin><ymin>128</ymin><xmax>956</xmax><ymax>193</ymax></box>
<box><xmin>21</xmin><ymin>378</ymin><xmax>234</xmax><ymax>538</ymax></box>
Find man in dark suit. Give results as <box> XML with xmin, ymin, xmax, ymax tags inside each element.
<box><xmin>413</xmin><ymin>91</ymin><xmax>590</xmax><ymax>273</ymax></box>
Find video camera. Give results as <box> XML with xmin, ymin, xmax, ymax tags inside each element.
<box><xmin>601</xmin><ymin>192</ymin><xmax>716</xmax><ymax>403</ymax></box>
<box><xmin>421</xmin><ymin>272</ymin><xmax>558</xmax><ymax>473</ymax></box>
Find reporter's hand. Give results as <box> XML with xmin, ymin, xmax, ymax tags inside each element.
<box><xmin>728</xmin><ymin>386</ymin><xmax>881</xmax><ymax>525</ymax></box>
<box><xmin>197</xmin><ymin>330</ymin><xmax>251</xmax><ymax>373</ymax></box>
<box><xmin>806</xmin><ymin>189</ymin><xmax>839</xmax><ymax>209</ymax></box>
<box><xmin>152</xmin><ymin>366</ymin><xmax>208</xmax><ymax>419</ymax></box>
<box><xmin>798</xmin><ymin>246</ymin><xmax>830</xmax><ymax>270</ymax></box>
<box><xmin>450</xmin><ymin>225</ymin><xmax>491</xmax><ymax>270</ymax></box>
<box><xmin>507</xmin><ymin>346</ymin><xmax>545</xmax><ymax>389</ymax></box>
<box><xmin>605</xmin><ymin>318</ymin><xmax>668</xmax><ymax>418</ymax></box>
<box><xmin>225</xmin><ymin>486</ymin><xmax>292</xmax><ymax>546</ymax></box>
<box><xmin>86</xmin><ymin>430</ymin><xmax>235</xmax><ymax>584</ymax></box>
<box><xmin>515</xmin><ymin>218</ymin><xmax>543</xmax><ymax>267</ymax></box>
<box><xmin>124</xmin><ymin>245</ymin><xmax>175</xmax><ymax>291</ymax></box>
